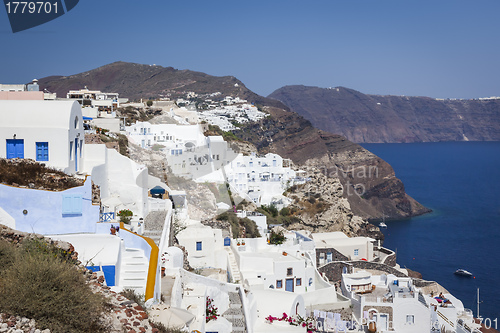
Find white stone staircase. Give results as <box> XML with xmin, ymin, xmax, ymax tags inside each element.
<box><xmin>225</xmin><ymin>246</ymin><xmax>242</xmax><ymax>283</ymax></box>
<box><xmin>119</xmin><ymin>247</ymin><xmax>149</xmax><ymax>296</ymax></box>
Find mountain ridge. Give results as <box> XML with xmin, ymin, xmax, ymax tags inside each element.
<box><xmin>268</xmin><ymin>84</ymin><xmax>500</xmax><ymax>143</ymax></box>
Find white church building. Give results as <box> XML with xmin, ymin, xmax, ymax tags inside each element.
<box><xmin>0</xmin><ymin>100</ymin><xmax>84</xmax><ymax>174</ymax></box>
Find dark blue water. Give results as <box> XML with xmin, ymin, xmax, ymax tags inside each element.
<box><xmin>362</xmin><ymin>142</ymin><xmax>500</xmax><ymax>320</ymax></box>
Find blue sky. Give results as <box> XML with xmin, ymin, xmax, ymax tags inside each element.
<box><xmin>1</xmin><ymin>0</ymin><xmax>499</xmax><ymax>99</ymax></box>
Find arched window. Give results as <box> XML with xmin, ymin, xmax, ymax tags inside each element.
<box><xmin>74</xmin><ymin>116</ymin><xmax>79</xmax><ymax>129</ymax></box>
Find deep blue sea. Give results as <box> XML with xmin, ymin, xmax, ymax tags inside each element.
<box><xmin>362</xmin><ymin>142</ymin><xmax>500</xmax><ymax>321</ymax></box>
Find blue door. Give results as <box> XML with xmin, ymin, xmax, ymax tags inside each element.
<box><xmin>6</xmin><ymin>139</ymin><xmax>24</xmax><ymax>159</ymax></box>
<box><xmin>285</xmin><ymin>278</ymin><xmax>294</xmax><ymax>292</ymax></box>
<box><xmin>74</xmin><ymin>139</ymin><xmax>78</xmax><ymax>172</ymax></box>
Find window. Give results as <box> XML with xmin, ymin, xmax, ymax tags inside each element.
<box><xmin>196</xmin><ymin>241</ymin><xmax>202</xmax><ymax>251</ymax></box>
<box><xmin>296</xmin><ymin>278</ymin><xmax>302</xmax><ymax>286</ymax></box>
<box><xmin>287</xmin><ymin>268</ymin><xmax>293</xmax><ymax>276</ymax></box>
<box><xmin>276</xmin><ymin>280</ymin><xmax>282</xmax><ymax>288</ymax></box>
<box><xmin>62</xmin><ymin>194</ymin><xmax>82</xmax><ymax>215</ymax></box>
<box><xmin>36</xmin><ymin>142</ymin><xmax>49</xmax><ymax>161</ymax></box>
<box><xmin>406</xmin><ymin>315</ymin><xmax>414</xmax><ymax>324</ymax></box>
<box><xmin>354</xmin><ymin>249</ymin><xmax>359</xmax><ymax>256</ymax></box>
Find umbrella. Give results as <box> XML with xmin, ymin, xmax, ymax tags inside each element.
<box><xmin>149</xmin><ymin>305</ymin><xmax>195</xmax><ymax>328</ymax></box>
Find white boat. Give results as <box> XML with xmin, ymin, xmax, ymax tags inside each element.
<box><xmin>454</xmin><ymin>269</ymin><xmax>473</xmax><ymax>277</ymax></box>
<box><xmin>379</xmin><ymin>212</ymin><xmax>387</xmax><ymax>228</ymax></box>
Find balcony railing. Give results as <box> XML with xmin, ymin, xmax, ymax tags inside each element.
<box><xmin>99</xmin><ymin>212</ymin><xmax>115</xmax><ymax>222</ymax></box>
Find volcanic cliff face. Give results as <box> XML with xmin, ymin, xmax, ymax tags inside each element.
<box><xmin>268</xmin><ymin>85</ymin><xmax>500</xmax><ymax>143</ymax></box>
<box><xmin>235</xmin><ymin>106</ymin><xmax>430</xmax><ymax>221</ymax></box>
<box><xmin>38</xmin><ymin>62</ymin><xmax>430</xmax><ymax>222</ymax></box>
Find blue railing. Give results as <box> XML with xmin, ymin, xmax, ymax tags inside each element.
<box><xmin>100</xmin><ymin>212</ymin><xmax>115</xmax><ymax>222</ymax></box>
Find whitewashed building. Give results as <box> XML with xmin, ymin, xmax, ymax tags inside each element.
<box><xmin>226</xmin><ymin>153</ymin><xmax>295</xmax><ymax>207</ymax></box>
<box><xmin>66</xmin><ymin>87</ymin><xmax>120</xmax><ymax>117</ymax></box>
<box><xmin>176</xmin><ymin>223</ymin><xmax>227</xmax><ymax>270</ymax></box>
<box><xmin>312</xmin><ymin>232</ymin><xmax>377</xmax><ymax>263</ymax></box>
<box><xmin>0</xmin><ymin>100</ymin><xmax>84</xmax><ymax>173</ymax></box>
<box><xmin>342</xmin><ymin>272</ymin><xmax>431</xmax><ymax>332</ymax></box>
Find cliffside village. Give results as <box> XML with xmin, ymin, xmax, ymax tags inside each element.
<box><xmin>0</xmin><ymin>81</ymin><xmax>483</xmax><ymax>333</ymax></box>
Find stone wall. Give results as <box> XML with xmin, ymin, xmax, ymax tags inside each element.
<box><xmin>375</xmin><ymin>247</ymin><xmax>397</xmax><ymax>267</ymax></box>
<box><xmin>318</xmin><ymin>260</ymin><xmax>407</xmax><ymax>283</ymax></box>
<box><xmin>383</xmin><ymin>252</ymin><xmax>396</xmax><ymax>267</ymax></box>
<box><xmin>316</xmin><ymin>247</ymin><xmax>349</xmax><ymax>266</ymax></box>
<box><xmin>0</xmin><ymin>224</ymin><xmax>78</xmax><ymax>262</ymax></box>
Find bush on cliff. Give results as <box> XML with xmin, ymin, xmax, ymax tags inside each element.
<box><xmin>0</xmin><ymin>239</ymin><xmax>109</xmax><ymax>333</ymax></box>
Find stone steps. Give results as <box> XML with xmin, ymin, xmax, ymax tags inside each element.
<box><xmin>143</xmin><ymin>211</ymin><xmax>167</xmax><ymax>246</ymax></box>
<box><xmin>223</xmin><ymin>291</ymin><xmax>246</xmax><ymax>333</ymax></box>
<box><xmin>225</xmin><ymin>247</ymin><xmax>242</xmax><ymax>283</ymax></box>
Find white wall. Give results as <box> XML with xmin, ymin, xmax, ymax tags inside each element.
<box><xmin>83</xmin><ymin>144</ymin><xmax>149</xmax><ymax>218</ymax></box>
<box><xmin>176</xmin><ymin>224</ymin><xmax>227</xmax><ymax>269</ymax></box>
<box><xmin>92</xmin><ymin>118</ymin><xmax>121</xmax><ymax>132</ymax></box>
<box><xmin>392</xmin><ymin>301</ymin><xmax>431</xmax><ymax>332</ymax></box>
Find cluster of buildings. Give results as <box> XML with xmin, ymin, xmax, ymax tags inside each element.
<box><xmin>174</xmin><ymin>92</ymin><xmax>266</xmax><ymax>131</ymax></box>
<box><xmin>0</xmin><ymin>82</ymin><xmax>484</xmax><ymax>333</ymax></box>
<box><xmin>197</xmin><ymin>102</ymin><xmax>266</xmax><ymax>131</ymax></box>
<box><xmin>126</xmin><ymin>120</ymin><xmax>302</xmax><ymax>207</ymax></box>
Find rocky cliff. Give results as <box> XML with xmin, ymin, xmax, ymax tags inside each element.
<box><xmin>269</xmin><ymin>85</ymin><xmax>500</xmax><ymax>143</ymax></box>
<box><xmin>234</xmin><ymin>105</ymin><xmax>430</xmax><ymax>222</ymax></box>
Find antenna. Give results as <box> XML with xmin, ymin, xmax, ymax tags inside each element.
<box><xmin>477</xmin><ymin>288</ymin><xmax>482</xmax><ymax>319</ymax></box>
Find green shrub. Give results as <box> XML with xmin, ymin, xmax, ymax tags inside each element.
<box><xmin>269</xmin><ymin>230</ymin><xmax>286</xmax><ymax>245</ymax></box>
<box><xmin>0</xmin><ymin>239</ymin><xmax>16</xmax><ymax>268</ymax></box>
<box><xmin>241</xmin><ymin>218</ymin><xmax>261</xmax><ymax>238</ymax></box>
<box><xmin>216</xmin><ymin>211</ymin><xmax>240</xmax><ymax>238</ymax></box>
<box><xmin>0</xmin><ymin>239</ymin><xmax>108</xmax><ymax>333</ymax></box>
<box><xmin>261</xmin><ymin>204</ymin><xmax>278</xmax><ymax>217</ymax></box>
<box><xmin>150</xmin><ymin>320</ymin><xmax>183</xmax><ymax>333</ymax></box>
<box><xmin>120</xmin><ymin>288</ymin><xmax>145</xmax><ymax>310</ymax></box>
<box><xmin>117</xmin><ymin>209</ymin><xmax>133</xmax><ymax>223</ymax></box>
<box><xmin>279</xmin><ymin>207</ymin><xmax>290</xmax><ymax>216</ymax></box>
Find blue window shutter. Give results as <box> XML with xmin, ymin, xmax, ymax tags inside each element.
<box><xmin>196</xmin><ymin>241</ymin><xmax>202</xmax><ymax>251</ymax></box>
<box><xmin>36</xmin><ymin>142</ymin><xmax>48</xmax><ymax>161</ymax></box>
<box><xmin>62</xmin><ymin>194</ymin><xmax>83</xmax><ymax>215</ymax></box>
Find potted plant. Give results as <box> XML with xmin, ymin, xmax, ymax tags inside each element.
<box><xmin>117</xmin><ymin>209</ymin><xmax>133</xmax><ymax>224</ymax></box>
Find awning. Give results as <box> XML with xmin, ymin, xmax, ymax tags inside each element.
<box><xmin>150</xmin><ymin>185</ymin><xmax>166</xmax><ymax>195</ymax></box>
<box><xmin>83</xmin><ymin>116</ymin><xmax>93</xmax><ymax>120</ymax></box>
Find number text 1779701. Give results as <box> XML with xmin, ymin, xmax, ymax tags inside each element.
<box><xmin>5</xmin><ymin>2</ymin><xmax>58</xmax><ymax>14</ymax></box>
